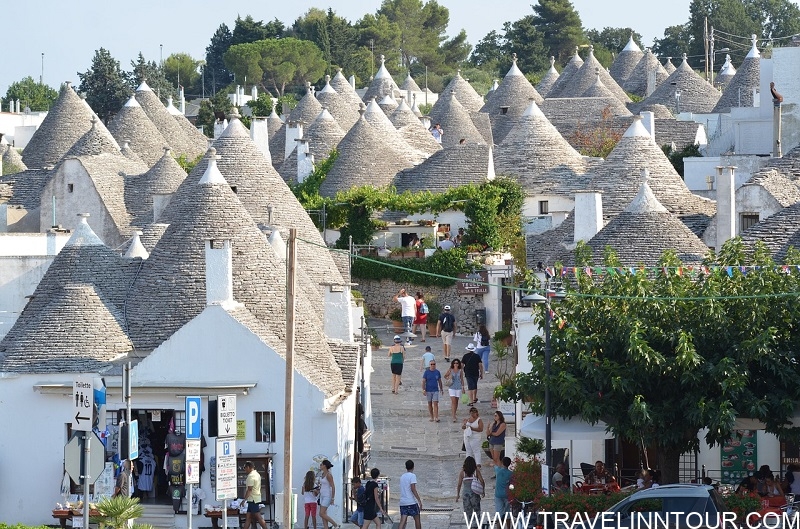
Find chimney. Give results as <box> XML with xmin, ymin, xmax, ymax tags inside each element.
<box><xmin>349</xmin><ymin>75</ymin><xmax>356</xmax><ymax>89</ymax></box>
<box><xmin>15</xmin><ymin>99</ymin><xmax>21</xmax><ymax>113</ymax></box>
<box><xmin>640</xmin><ymin>111</ymin><xmax>655</xmax><ymax>142</ymax></box>
<box><xmin>574</xmin><ymin>191</ymin><xmax>604</xmax><ymax>243</ymax></box>
<box><xmin>296</xmin><ymin>138</ymin><xmax>314</xmax><ymax>183</ymax></box>
<box><xmin>235</xmin><ymin>85</ymin><xmax>241</xmax><ymax>106</ymax></box>
<box><xmin>716</xmin><ymin>166</ymin><xmax>736</xmax><ymax>251</ymax></box>
<box><xmin>179</xmin><ymin>87</ymin><xmax>185</xmax><ymax>114</ymax></box>
<box><xmin>205</xmin><ymin>239</ymin><xmax>234</xmax><ymax>307</ymax></box>
<box><xmin>251</xmin><ymin>85</ymin><xmax>258</xmax><ymax>100</ymax></box>
<box><xmin>285</xmin><ymin>121</ymin><xmax>304</xmax><ymax>161</ymax></box>
<box><xmin>268</xmin><ymin>229</ymin><xmax>286</xmax><ymax>258</ymax></box>
<box><xmin>250</xmin><ymin>117</ymin><xmax>273</xmax><ymax>163</ymax></box>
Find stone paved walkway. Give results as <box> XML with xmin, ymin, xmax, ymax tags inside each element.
<box><xmin>365</xmin><ymin>318</ymin><xmax>516</xmax><ymax>528</ymax></box>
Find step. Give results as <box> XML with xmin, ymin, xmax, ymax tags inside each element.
<box><xmin>138</xmin><ymin>504</ymin><xmax>176</xmax><ymax>529</ymax></box>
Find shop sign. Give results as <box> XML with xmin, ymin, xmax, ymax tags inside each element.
<box><xmin>457</xmin><ymin>271</ymin><xmax>489</xmax><ymax>295</ymax></box>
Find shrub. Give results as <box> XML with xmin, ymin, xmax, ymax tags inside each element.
<box><xmin>352</xmin><ymin>248</ymin><xmax>471</xmax><ymax>287</ymax></box>
<box><xmin>509</xmin><ymin>457</ymin><xmax>544</xmax><ymax>503</ymax></box>
<box><xmin>538</xmin><ymin>490</ymin><xmax>631</xmax><ymax>516</ymax></box>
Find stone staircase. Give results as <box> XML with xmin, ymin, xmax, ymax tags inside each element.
<box><xmin>137</xmin><ymin>503</ymin><xmax>175</xmax><ymax>529</ymax></box>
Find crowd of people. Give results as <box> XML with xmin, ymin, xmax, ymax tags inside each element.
<box><xmin>735</xmin><ymin>464</ymin><xmax>800</xmax><ymax>498</ymax></box>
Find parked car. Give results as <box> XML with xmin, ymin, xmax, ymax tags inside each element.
<box><xmin>605</xmin><ymin>484</ymin><xmax>727</xmax><ymax>528</ymax></box>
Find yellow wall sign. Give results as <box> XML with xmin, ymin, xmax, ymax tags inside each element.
<box><xmin>237</xmin><ymin>420</ymin><xmax>246</xmax><ymax>440</ymax></box>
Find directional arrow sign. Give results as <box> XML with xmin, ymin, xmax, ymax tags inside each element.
<box><xmin>72</xmin><ymin>378</ymin><xmax>94</xmax><ymax>432</ymax></box>
<box><xmin>217</xmin><ymin>395</ymin><xmax>236</xmax><ymax>437</ymax></box>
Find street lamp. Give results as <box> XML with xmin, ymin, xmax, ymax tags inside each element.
<box><xmin>523</xmin><ymin>287</ymin><xmax>566</xmax><ymax>469</ymax></box>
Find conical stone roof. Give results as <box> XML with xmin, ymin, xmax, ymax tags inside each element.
<box><xmin>609</xmin><ymin>35</ymin><xmax>643</xmax><ymax>87</ymax></box>
<box><xmin>740</xmin><ymin>201</ymin><xmax>800</xmax><ymax>262</ymax></box>
<box><xmin>439</xmin><ymin>70</ymin><xmax>485</xmax><ymax>112</ymax></box>
<box><xmin>536</xmin><ymin>57</ymin><xmax>560</xmax><ymax>98</ymax></box>
<box><xmin>378</xmin><ymin>94</ymin><xmax>399</xmax><ymax>114</ymax></box>
<box><xmin>320</xmin><ymin>116</ymin><xmax>414</xmax><ymax>198</ymax></box>
<box><xmin>390</xmin><ymin>99</ymin><xmax>442</xmax><ymax>156</ymax></box>
<box><xmin>289</xmin><ymin>84</ymin><xmax>323</xmax><ymax>124</ymax></box>
<box><xmin>635</xmin><ymin>55</ymin><xmax>720</xmax><ymax>114</ymax></box>
<box><xmin>330</xmin><ymin>69</ymin><xmax>366</xmax><ymax>113</ymax></box>
<box><xmin>120</xmin><ymin>140</ymin><xmax>147</xmax><ymax>166</ymax></box>
<box><xmin>362</xmin><ymin>55</ymin><xmax>401</xmax><ymax>103</ymax></box>
<box><xmin>135</xmin><ymin>81</ymin><xmax>206</xmax><ymax>159</ymax></box>
<box><xmin>481</xmin><ymin>54</ymin><xmax>544</xmax><ymax>143</ymax></box>
<box><xmin>1</xmin><ymin>144</ymin><xmax>27</xmax><ymax>172</ymax></box>
<box><xmin>428</xmin><ymin>90</ymin><xmax>486</xmax><ymax>147</ymax></box>
<box><xmin>623</xmin><ymin>48</ymin><xmax>669</xmax><ymax>98</ymax></box>
<box><xmin>558</xmin><ymin>46</ymin><xmax>630</xmax><ymax>102</ymax></box>
<box><xmin>142</xmin><ymin>147</ymin><xmax>187</xmax><ymax>195</ymax></box>
<box><xmin>107</xmin><ymin>96</ymin><xmax>170</xmax><ymax>166</ymax></box>
<box><xmin>713</xmin><ymin>37</ymin><xmax>761</xmax><ymax>113</ymax></box>
<box><xmin>305</xmin><ymin>108</ymin><xmax>346</xmax><ymax>160</ymax></box>
<box><xmin>167</xmin><ymin>121</ymin><xmax>345</xmax><ymax>293</ymax></box>
<box><xmin>587</xmin><ymin>117</ymin><xmax>716</xmax><ymax>218</ymax></box>
<box><xmin>563</xmin><ymin>174</ymin><xmax>709</xmax><ymax>266</ymax></box>
<box><xmin>715</xmin><ymin>54</ymin><xmax>736</xmax><ymax>88</ymax></box>
<box><xmin>494</xmin><ymin>100</ymin><xmax>590</xmax><ymax>195</ymax></box>
<box><xmin>0</xmin><ymin>283</ymin><xmax>133</xmax><ymax>373</ymax></box>
<box><xmin>268</xmin><ymin>122</ymin><xmax>287</xmax><ymax>167</ymax></box>
<box><xmin>65</xmin><ymin>116</ymin><xmax>121</xmax><ymax>157</ymax></box>
<box><xmin>393</xmin><ymin>144</ymin><xmax>493</xmax><ymax>193</ymax></box>
<box><xmin>166</xmin><ymin>96</ymin><xmax>210</xmax><ymax>148</ymax></box>
<box><xmin>663</xmin><ymin>57</ymin><xmax>676</xmax><ymax>74</ymax></box>
<box><xmin>316</xmin><ymin>75</ymin><xmax>359</xmax><ymax>131</ymax></box>
<box><xmin>364</xmin><ymin>99</ymin><xmax>426</xmax><ymax>162</ymax></box>
<box><xmin>399</xmin><ymin>72</ymin><xmax>422</xmax><ymax>93</ymax></box>
<box><xmin>22</xmin><ymin>82</ymin><xmax>95</xmax><ymax>169</ymax></box>
<box><xmin>546</xmin><ymin>48</ymin><xmax>584</xmax><ymax>98</ymax></box>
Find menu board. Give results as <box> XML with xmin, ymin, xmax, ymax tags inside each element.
<box><xmin>721</xmin><ymin>429</ymin><xmax>758</xmax><ymax>484</ymax></box>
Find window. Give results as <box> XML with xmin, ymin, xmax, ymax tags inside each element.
<box><xmin>539</xmin><ymin>201</ymin><xmax>549</xmax><ymax>215</ymax></box>
<box><xmin>68</xmin><ymin>184</ymin><xmax>74</xmax><ymax>193</ymax></box>
<box><xmin>500</xmin><ymin>106</ymin><xmax>509</xmax><ymax>115</ymax></box>
<box><xmin>255</xmin><ymin>411</ymin><xmax>276</xmax><ymax>442</ymax></box>
<box><xmin>230</xmin><ymin>185</ymin><xmax>237</xmax><ymax>194</ymax></box>
<box><xmin>740</xmin><ymin>213</ymin><xmax>759</xmax><ymax>232</ymax></box>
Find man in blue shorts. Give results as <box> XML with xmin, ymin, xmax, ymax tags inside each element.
<box><xmin>398</xmin><ymin>460</ymin><xmax>423</xmax><ymax>529</ymax></box>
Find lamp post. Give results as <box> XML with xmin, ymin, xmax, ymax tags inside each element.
<box><xmin>524</xmin><ymin>287</ymin><xmax>565</xmax><ymax>469</ymax></box>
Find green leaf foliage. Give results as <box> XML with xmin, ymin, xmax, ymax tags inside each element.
<box><xmin>204</xmin><ymin>23</ymin><xmax>234</xmax><ymax>95</ymax></box>
<box><xmin>351</xmin><ymin>247</ymin><xmax>472</xmax><ymax>287</ymax></box>
<box><xmin>128</xmin><ymin>53</ymin><xmax>175</xmax><ymax>103</ymax></box>
<box><xmin>506</xmin><ymin>239</ymin><xmax>800</xmax><ymax>483</ymax></box>
<box><xmin>4</xmin><ymin>77</ymin><xmax>58</xmax><ymax>111</ymax></box>
<box><xmin>78</xmin><ymin>48</ymin><xmax>133</xmax><ymax>123</ymax></box>
<box><xmin>163</xmin><ymin>53</ymin><xmax>201</xmax><ymax>92</ymax></box>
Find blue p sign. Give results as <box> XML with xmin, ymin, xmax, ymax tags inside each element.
<box><xmin>186</xmin><ymin>396</ymin><xmax>202</xmax><ymax>439</ymax></box>
<box><xmin>223</xmin><ymin>441</ymin><xmax>231</xmax><ymax>455</ymax></box>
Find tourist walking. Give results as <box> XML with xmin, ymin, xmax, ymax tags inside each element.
<box><xmin>420</xmin><ymin>346</ymin><xmax>435</xmax><ymax>372</ymax></box>
<box><xmin>388</xmin><ymin>335</ymin><xmax>405</xmax><ymax>394</ymax></box>
<box><xmin>461</xmin><ymin>343</ymin><xmax>483</xmax><ymax>405</ymax></box>
<box><xmin>393</xmin><ymin>288</ymin><xmax>417</xmax><ymax>344</ymax></box>
<box><xmin>422</xmin><ymin>358</ymin><xmax>443</xmax><ymax>422</ymax></box>
<box><xmin>413</xmin><ymin>292</ymin><xmax>428</xmax><ymax>342</ymax></box>
<box><xmin>494</xmin><ymin>457</ymin><xmax>512</xmax><ymax>521</ymax></box>
<box><xmin>474</xmin><ymin>324</ymin><xmax>491</xmax><ymax>371</ymax></box>
<box><xmin>243</xmin><ymin>461</ymin><xmax>268</xmax><ymax>529</ymax></box>
<box><xmin>301</xmin><ymin>470</ymin><xmax>319</xmax><ymax>529</ymax></box>
<box><xmin>318</xmin><ymin>460</ymin><xmax>340</xmax><ymax>529</ymax></box>
<box><xmin>456</xmin><ymin>456</ymin><xmax>485</xmax><ymax>519</ymax></box>
<box><xmin>398</xmin><ymin>460</ymin><xmax>423</xmax><ymax>529</ymax></box>
<box><xmin>486</xmin><ymin>411</ymin><xmax>507</xmax><ymax>468</ymax></box>
<box><xmin>430</xmin><ymin>123</ymin><xmax>443</xmax><ymax>143</ymax></box>
<box><xmin>349</xmin><ymin>477</ymin><xmax>365</xmax><ymax>527</ymax></box>
<box><xmin>436</xmin><ymin>305</ymin><xmax>456</xmax><ymax>361</ymax></box>
<box><xmin>362</xmin><ymin>468</ymin><xmax>386</xmax><ymax>529</ymax></box>
<box><xmin>462</xmin><ymin>407</ymin><xmax>484</xmax><ymax>467</ymax></box>
<box><xmin>444</xmin><ymin>359</ymin><xmax>465</xmax><ymax>422</ymax></box>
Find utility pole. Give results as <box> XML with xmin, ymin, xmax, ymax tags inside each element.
<box><xmin>40</xmin><ymin>53</ymin><xmax>44</xmax><ymax>85</ymax></box>
<box><xmin>704</xmin><ymin>18</ymin><xmax>709</xmax><ymax>81</ymax></box>
<box><xmin>709</xmin><ymin>27</ymin><xmax>715</xmax><ymax>86</ymax></box>
<box><xmin>283</xmin><ymin>229</ymin><xmax>297</xmax><ymax>528</ymax></box>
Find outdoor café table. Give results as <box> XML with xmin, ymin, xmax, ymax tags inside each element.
<box><xmin>204</xmin><ymin>509</ymin><xmax>241</xmax><ymax>529</ymax></box>
<box><xmin>577</xmin><ymin>483</ymin><xmax>620</xmax><ymax>495</ymax></box>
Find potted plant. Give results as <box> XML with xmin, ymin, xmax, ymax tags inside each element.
<box><xmin>494</xmin><ymin>328</ymin><xmax>513</xmax><ymax>347</ymax></box>
<box><xmin>493</xmin><ymin>338</ymin><xmax>514</xmax><ymax>384</ymax></box>
<box><xmin>369</xmin><ymin>328</ymin><xmax>382</xmax><ymax>349</ymax></box>
<box><xmin>424</xmin><ymin>299</ymin><xmax>443</xmax><ymax>335</ymax></box>
<box><xmin>388</xmin><ymin>307</ymin><xmax>404</xmax><ymax>332</ymax></box>
<box><xmin>516</xmin><ymin>436</ymin><xmax>544</xmax><ymax>459</ymax></box>
<box><xmin>92</xmin><ymin>496</ymin><xmax>144</xmax><ymax>529</ymax></box>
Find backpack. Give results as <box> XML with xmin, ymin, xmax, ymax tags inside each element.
<box><xmin>420</xmin><ymin>302</ymin><xmax>429</xmax><ymax>314</ymax></box>
<box><xmin>356</xmin><ymin>486</ymin><xmax>367</xmax><ymax>507</ymax></box>
<box><xmin>441</xmin><ymin>313</ymin><xmax>454</xmax><ymax>332</ymax></box>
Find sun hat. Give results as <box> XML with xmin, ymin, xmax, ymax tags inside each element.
<box><xmin>444</xmin><ymin>305</ymin><xmax>451</xmax><ymax>310</ymax></box>
<box><xmin>465</xmin><ymin>343</ymin><xmax>476</xmax><ymax>351</ymax></box>
<box><xmin>393</xmin><ymin>335</ymin><xmax>401</xmax><ymax>342</ymax></box>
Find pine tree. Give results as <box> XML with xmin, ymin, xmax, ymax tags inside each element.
<box><xmin>77</xmin><ymin>48</ymin><xmax>132</xmax><ymax>122</ymax></box>
<box><xmin>205</xmin><ymin>23</ymin><xmax>234</xmax><ymax>95</ymax></box>
<box><xmin>128</xmin><ymin>53</ymin><xmax>175</xmax><ymax>103</ymax></box>
<box><xmin>531</xmin><ymin>0</ymin><xmax>585</xmax><ymax>65</ymax></box>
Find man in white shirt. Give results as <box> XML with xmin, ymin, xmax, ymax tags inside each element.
<box><xmin>398</xmin><ymin>460</ymin><xmax>422</xmax><ymax>529</ymax></box>
<box><xmin>393</xmin><ymin>288</ymin><xmax>417</xmax><ymax>344</ymax></box>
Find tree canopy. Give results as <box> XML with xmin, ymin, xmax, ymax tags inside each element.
<box><xmin>128</xmin><ymin>53</ymin><xmax>175</xmax><ymax>102</ymax></box>
<box><xmin>532</xmin><ymin>0</ymin><xmax>585</xmax><ymax>65</ymax></box>
<box><xmin>163</xmin><ymin>53</ymin><xmax>201</xmax><ymax>91</ymax></box>
<box><xmin>223</xmin><ymin>38</ymin><xmax>327</xmax><ymax>97</ymax></box>
<box><xmin>77</xmin><ymin>48</ymin><xmax>132</xmax><ymax>122</ymax></box>
<box><xmin>204</xmin><ymin>23</ymin><xmax>234</xmax><ymax>95</ymax></box>
<box><xmin>4</xmin><ymin>77</ymin><xmax>58</xmax><ymax>111</ymax></box>
<box><xmin>500</xmin><ymin>239</ymin><xmax>800</xmax><ymax>484</ymax></box>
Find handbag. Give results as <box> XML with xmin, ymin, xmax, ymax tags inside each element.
<box><xmin>471</xmin><ymin>478</ymin><xmax>484</xmax><ymax>495</ymax></box>
<box><xmin>444</xmin><ymin>372</ymin><xmax>453</xmax><ymax>387</ymax></box>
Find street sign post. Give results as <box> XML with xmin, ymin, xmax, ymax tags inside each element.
<box><xmin>72</xmin><ymin>378</ymin><xmax>94</xmax><ymax>432</ymax></box>
<box><xmin>186</xmin><ymin>396</ymin><xmax>202</xmax><ymax>440</ymax></box>
<box><xmin>64</xmin><ymin>432</ymin><xmax>105</xmax><ymax>484</ymax></box>
<box><xmin>185</xmin><ymin>396</ymin><xmax>202</xmax><ymax>529</ymax></box>
<box><xmin>217</xmin><ymin>395</ymin><xmax>236</xmax><ymax>437</ymax></box>
<box><xmin>128</xmin><ymin>419</ymin><xmax>139</xmax><ymax>460</ymax></box>
<box><xmin>215</xmin><ymin>438</ymin><xmax>237</xmax><ymax>500</ymax></box>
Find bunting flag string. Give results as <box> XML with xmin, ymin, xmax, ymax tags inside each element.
<box><xmin>550</xmin><ymin>264</ymin><xmax>800</xmax><ymax>278</ymax></box>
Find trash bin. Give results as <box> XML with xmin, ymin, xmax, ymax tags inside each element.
<box><xmin>475</xmin><ymin>308</ymin><xmax>486</xmax><ymax>325</ymax></box>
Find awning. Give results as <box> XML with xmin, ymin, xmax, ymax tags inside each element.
<box><xmin>520</xmin><ymin>414</ymin><xmax>613</xmax><ymax>441</ymax></box>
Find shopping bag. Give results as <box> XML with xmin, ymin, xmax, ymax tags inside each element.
<box><xmin>461</xmin><ymin>393</ymin><xmax>469</xmax><ymax>405</ymax></box>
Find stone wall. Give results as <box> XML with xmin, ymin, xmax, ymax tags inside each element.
<box><xmin>355</xmin><ymin>278</ymin><xmax>485</xmax><ymax>336</ymax></box>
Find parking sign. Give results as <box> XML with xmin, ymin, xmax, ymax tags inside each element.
<box><xmin>186</xmin><ymin>396</ymin><xmax>202</xmax><ymax>440</ymax></box>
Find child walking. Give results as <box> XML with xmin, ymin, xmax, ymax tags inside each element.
<box><xmin>302</xmin><ymin>470</ymin><xmax>319</xmax><ymax>529</ymax></box>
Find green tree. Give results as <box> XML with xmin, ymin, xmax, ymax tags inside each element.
<box><xmin>585</xmin><ymin>27</ymin><xmax>644</xmax><ymax>53</ymax></box>
<box><xmin>127</xmin><ymin>53</ymin><xmax>175</xmax><ymax>102</ymax></box>
<box><xmin>246</xmin><ymin>92</ymin><xmax>274</xmax><ymax>117</ymax></box>
<box><xmin>687</xmin><ymin>0</ymin><xmax>762</xmax><ymax>60</ymax></box>
<box><xmin>502</xmin><ymin>240</ymin><xmax>800</xmax><ymax>484</ymax></box>
<box><xmin>4</xmin><ymin>76</ymin><xmax>58</xmax><ymax>111</ymax></box>
<box><xmin>652</xmin><ymin>24</ymin><xmax>692</xmax><ymax>60</ymax></box>
<box><xmin>224</xmin><ymin>38</ymin><xmax>326</xmax><ymax>97</ymax></box>
<box><xmin>531</xmin><ymin>0</ymin><xmax>585</xmax><ymax>65</ymax></box>
<box><xmin>470</xmin><ymin>30</ymin><xmax>506</xmax><ymax>73</ymax></box>
<box><xmin>440</xmin><ymin>29</ymin><xmax>472</xmax><ymax>67</ymax></box>
<box><xmin>376</xmin><ymin>0</ymin><xmax>451</xmax><ymax>72</ymax></box>
<box><xmin>77</xmin><ymin>48</ymin><xmax>132</xmax><ymax>122</ymax></box>
<box><xmin>205</xmin><ymin>23</ymin><xmax>234</xmax><ymax>95</ymax></box>
<box><xmin>291</xmin><ymin>8</ymin><xmax>366</xmax><ymax>78</ymax></box>
<box><xmin>752</xmin><ymin>0</ymin><xmax>800</xmax><ymax>40</ymax></box>
<box><xmin>231</xmin><ymin>15</ymin><xmax>285</xmax><ymax>46</ymax></box>
<box><xmin>164</xmin><ymin>53</ymin><xmax>201</xmax><ymax>91</ymax></box>
<box><xmin>502</xmin><ymin>16</ymin><xmax>550</xmax><ymax>74</ymax></box>
<box><xmin>196</xmin><ymin>90</ymin><xmax>233</xmax><ymax>138</ymax></box>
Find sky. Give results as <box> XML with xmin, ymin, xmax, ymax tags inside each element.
<box><xmin>1</xmin><ymin>0</ymin><xmax>699</xmax><ymax>96</ymax></box>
